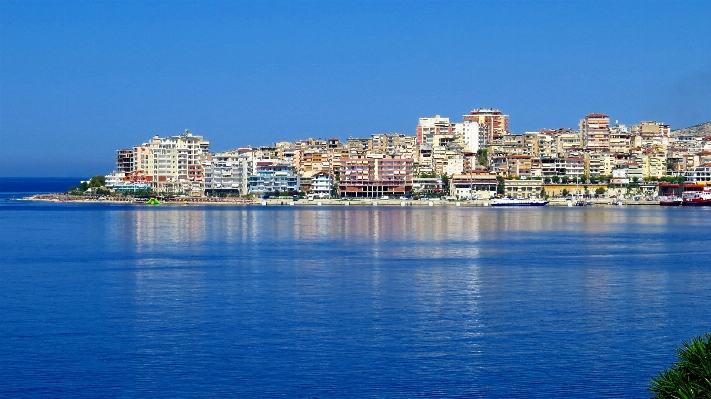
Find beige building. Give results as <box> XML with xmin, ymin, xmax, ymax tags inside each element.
<box><xmin>130</xmin><ymin>130</ymin><xmax>210</xmax><ymax>193</ymax></box>
<box><xmin>634</xmin><ymin>151</ymin><xmax>667</xmax><ymax>179</ymax></box>
<box><xmin>506</xmin><ymin>155</ymin><xmax>533</xmax><ymax>177</ymax></box>
<box><xmin>504</xmin><ymin>179</ymin><xmax>543</xmax><ymax>199</ymax></box>
<box><xmin>580</xmin><ymin>113</ymin><xmax>611</xmax><ymax>151</ymax></box>
<box><xmin>463</xmin><ymin>108</ymin><xmax>509</xmax><ymax>143</ymax></box>
<box><xmin>371</xmin><ymin>133</ymin><xmax>417</xmax><ymax>158</ymax></box>
<box><xmin>609</xmin><ymin>123</ymin><xmax>630</xmax><ymax>153</ymax></box>
<box><xmin>630</xmin><ymin>121</ymin><xmax>671</xmax><ymax>136</ymax></box>
<box><xmin>556</xmin><ymin>130</ymin><xmax>583</xmax><ymax>155</ymax></box>
<box><xmin>537</xmin><ymin>131</ymin><xmax>558</xmax><ymax>158</ymax></box>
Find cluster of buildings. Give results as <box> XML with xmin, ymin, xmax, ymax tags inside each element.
<box><xmin>105</xmin><ymin>108</ymin><xmax>711</xmax><ymax>199</ymax></box>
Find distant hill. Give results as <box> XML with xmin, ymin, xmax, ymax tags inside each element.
<box><xmin>671</xmin><ymin>122</ymin><xmax>711</xmax><ymax>137</ymax></box>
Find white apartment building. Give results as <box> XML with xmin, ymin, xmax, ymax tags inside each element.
<box><xmin>443</xmin><ymin>157</ymin><xmax>464</xmax><ymax>176</ymax></box>
<box><xmin>565</xmin><ymin>157</ymin><xmax>585</xmax><ymax>178</ymax></box>
<box><xmin>461</xmin><ymin>121</ymin><xmax>482</xmax><ymax>153</ymax></box>
<box><xmin>684</xmin><ymin>164</ymin><xmax>711</xmax><ymax>183</ymax></box>
<box><xmin>416</xmin><ymin>115</ymin><xmax>451</xmax><ymax>145</ymax></box>
<box><xmin>130</xmin><ymin>130</ymin><xmax>210</xmax><ymax>193</ymax></box>
<box><xmin>203</xmin><ymin>149</ymin><xmax>255</xmax><ymax>195</ymax></box>
<box><xmin>311</xmin><ymin>172</ymin><xmax>334</xmax><ymax>198</ymax></box>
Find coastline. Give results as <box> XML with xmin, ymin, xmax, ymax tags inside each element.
<box><xmin>17</xmin><ymin>194</ymin><xmax>663</xmax><ymax>207</ymax></box>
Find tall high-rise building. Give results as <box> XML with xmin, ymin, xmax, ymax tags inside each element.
<box><xmin>463</xmin><ymin>108</ymin><xmax>509</xmax><ymax>143</ymax></box>
<box><xmin>580</xmin><ymin>113</ymin><xmax>611</xmax><ymax>151</ymax></box>
<box><xmin>116</xmin><ymin>149</ymin><xmax>133</xmax><ymax>174</ymax></box>
<box><xmin>416</xmin><ymin>115</ymin><xmax>451</xmax><ymax>144</ymax></box>
<box><xmin>461</xmin><ymin>121</ymin><xmax>481</xmax><ymax>153</ymax></box>
<box><xmin>202</xmin><ymin>149</ymin><xmax>254</xmax><ymax>195</ymax></box>
<box><xmin>129</xmin><ymin>129</ymin><xmax>210</xmax><ymax>192</ymax></box>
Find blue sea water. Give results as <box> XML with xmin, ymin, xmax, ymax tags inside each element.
<box><xmin>0</xmin><ymin>177</ymin><xmax>81</xmax><ymax>200</ymax></box>
<box><xmin>1</xmin><ymin>178</ymin><xmax>710</xmax><ymax>398</ymax></box>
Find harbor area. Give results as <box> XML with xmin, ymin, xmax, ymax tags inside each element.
<box><xmin>20</xmin><ymin>194</ymin><xmax>661</xmax><ymax>207</ymax></box>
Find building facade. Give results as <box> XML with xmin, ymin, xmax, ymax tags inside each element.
<box><xmin>339</xmin><ymin>157</ymin><xmax>414</xmax><ymax>197</ymax></box>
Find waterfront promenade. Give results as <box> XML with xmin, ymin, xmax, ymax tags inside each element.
<box><xmin>21</xmin><ymin>194</ymin><xmax>660</xmax><ymax>207</ymax></box>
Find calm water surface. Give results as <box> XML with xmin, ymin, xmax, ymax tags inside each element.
<box><xmin>1</xmin><ymin>184</ymin><xmax>710</xmax><ymax>398</ymax></box>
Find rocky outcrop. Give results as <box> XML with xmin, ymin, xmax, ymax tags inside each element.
<box><xmin>671</xmin><ymin>122</ymin><xmax>711</xmax><ymax>137</ymax></box>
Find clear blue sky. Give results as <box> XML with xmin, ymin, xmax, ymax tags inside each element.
<box><xmin>1</xmin><ymin>0</ymin><xmax>710</xmax><ymax>177</ymax></box>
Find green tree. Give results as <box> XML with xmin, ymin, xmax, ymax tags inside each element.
<box><xmin>650</xmin><ymin>333</ymin><xmax>711</xmax><ymax>398</ymax></box>
<box><xmin>496</xmin><ymin>175</ymin><xmax>505</xmax><ymax>195</ymax></box>
<box><xmin>544</xmin><ymin>176</ymin><xmax>552</xmax><ymax>184</ymax></box>
<box><xmin>552</xmin><ymin>175</ymin><xmax>560</xmax><ymax>183</ymax></box>
<box><xmin>561</xmin><ymin>189</ymin><xmax>569</xmax><ymax>197</ymax></box>
<box><xmin>476</xmin><ymin>149</ymin><xmax>488</xmax><ymax>167</ymax></box>
<box><xmin>561</xmin><ymin>176</ymin><xmax>570</xmax><ymax>184</ymax></box>
<box><xmin>595</xmin><ymin>187</ymin><xmax>606</xmax><ymax>196</ymax></box>
<box><xmin>666</xmin><ymin>159</ymin><xmax>675</xmax><ymax>172</ymax></box>
<box><xmin>88</xmin><ymin>175</ymin><xmax>106</xmax><ymax>188</ymax></box>
<box><xmin>441</xmin><ymin>174</ymin><xmax>450</xmax><ymax>195</ymax></box>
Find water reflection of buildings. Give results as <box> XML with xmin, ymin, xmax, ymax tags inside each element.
<box><xmin>120</xmin><ymin>207</ymin><xmax>678</xmax><ymax>260</ymax></box>
<box><xmin>132</xmin><ymin>209</ymin><xmax>208</xmax><ymax>251</ymax></box>
<box><xmin>285</xmin><ymin>208</ymin><xmax>486</xmax><ymax>260</ymax></box>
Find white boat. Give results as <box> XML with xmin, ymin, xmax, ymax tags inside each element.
<box><xmin>682</xmin><ymin>186</ymin><xmax>711</xmax><ymax>206</ymax></box>
<box><xmin>490</xmin><ymin>197</ymin><xmax>549</xmax><ymax>207</ymax></box>
<box><xmin>659</xmin><ymin>196</ymin><xmax>682</xmax><ymax>206</ymax></box>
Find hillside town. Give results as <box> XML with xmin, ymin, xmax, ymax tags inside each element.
<box><xmin>101</xmin><ymin>109</ymin><xmax>711</xmax><ymax>201</ymax></box>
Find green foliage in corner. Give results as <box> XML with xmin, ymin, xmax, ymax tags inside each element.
<box><xmin>650</xmin><ymin>333</ymin><xmax>711</xmax><ymax>399</ymax></box>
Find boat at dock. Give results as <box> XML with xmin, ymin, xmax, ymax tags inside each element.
<box><xmin>681</xmin><ymin>186</ymin><xmax>711</xmax><ymax>206</ymax></box>
<box><xmin>659</xmin><ymin>196</ymin><xmax>682</xmax><ymax>206</ymax></box>
<box><xmin>490</xmin><ymin>197</ymin><xmax>548</xmax><ymax>207</ymax></box>
<box><xmin>574</xmin><ymin>199</ymin><xmax>593</xmax><ymax>206</ymax></box>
